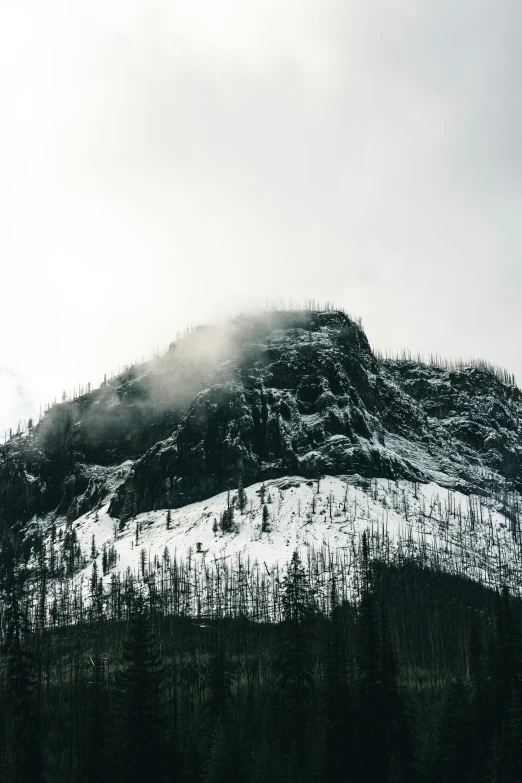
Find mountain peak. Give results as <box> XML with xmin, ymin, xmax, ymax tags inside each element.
<box><xmin>0</xmin><ymin>308</ymin><xmax>520</xmax><ymax>543</ymax></box>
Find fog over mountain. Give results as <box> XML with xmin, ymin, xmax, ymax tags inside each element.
<box><xmin>1</xmin><ymin>0</ymin><xmax>522</xmax><ymax>436</ymax></box>
<box><xmin>2</xmin><ymin>6</ymin><xmax>522</xmax><ymax>781</ymax></box>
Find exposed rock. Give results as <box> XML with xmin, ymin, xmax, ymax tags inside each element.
<box><xmin>1</xmin><ymin>309</ymin><xmax>520</xmax><ymax>529</ymax></box>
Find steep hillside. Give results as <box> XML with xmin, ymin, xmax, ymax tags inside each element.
<box><xmin>1</xmin><ymin>309</ymin><xmax>520</xmax><ymax>538</ymax></box>
<box><xmin>46</xmin><ymin>473</ymin><xmax>522</xmax><ymax>612</ymax></box>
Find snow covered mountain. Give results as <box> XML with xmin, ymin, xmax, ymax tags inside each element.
<box><xmin>1</xmin><ymin>309</ymin><xmax>522</xmax><ymax>604</ymax></box>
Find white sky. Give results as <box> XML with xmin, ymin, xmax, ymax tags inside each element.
<box><xmin>1</xmin><ymin>0</ymin><xmax>521</xmax><ymax>436</ymax></box>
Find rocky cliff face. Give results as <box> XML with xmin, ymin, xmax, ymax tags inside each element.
<box><xmin>1</xmin><ymin>309</ymin><xmax>521</xmax><ymax>530</ymax></box>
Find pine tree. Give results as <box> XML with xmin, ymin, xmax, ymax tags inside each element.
<box><xmin>81</xmin><ymin>649</ymin><xmax>109</xmax><ymax>783</ymax></box>
<box><xmin>325</xmin><ymin>579</ymin><xmax>352</xmax><ymax>783</ymax></box>
<box><xmin>433</xmin><ymin>679</ymin><xmax>474</xmax><ymax>783</ymax></box>
<box><xmin>468</xmin><ymin>623</ymin><xmax>490</xmax><ymax>781</ymax></box>
<box><xmin>5</xmin><ymin>634</ymin><xmax>44</xmax><ymax>782</ymax></box>
<box><xmin>205</xmin><ymin>636</ymin><xmax>235</xmax><ymax>728</ymax></box>
<box><xmin>203</xmin><ymin>717</ymin><xmax>237</xmax><ymax>783</ymax></box>
<box><xmin>380</xmin><ymin>605</ymin><xmax>410</xmax><ymax>782</ymax></box>
<box><xmin>261</xmin><ymin>505</ymin><xmax>270</xmax><ymax>532</ymax></box>
<box><xmin>251</xmin><ymin>737</ymin><xmax>275</xmax><ymax>783</ymax></box>
<box><xmin>220</xmin><ymin>506</ymin><xmax>234</xmax><ymax>533</ymax></box>
<box><xmin>490</xmin><ymin>586</ymin><xmax>522</xmax><ymax>734</ymax></box>
<box><xmin>491</xmin><ymin>686</ymin><xmax>522</xmax><ymax>783</ymax></box>
<box><xmin>278</xmin><ymin>552</ymin><xmax>314</xmax><ymax>711</ymax></box>
<box><xmin>36</xmin><ymin>539</ymin><xmax>47</xmax><ymax>631</ymax></box>
<box><xmin>91</xmin><ymin>560</ymin><xmax>98</xmax><ymax>604</ymax></box>
<box><xmin>304</xmin><ymin>712</ymin><xmax>327</xmax><ymax>783</ymax></box>
<box><xmin>357</xmin><ymin>533</ymin><xmax>404</xmax><ymax>783</ymax></box>
<box><xmin>1</xmin><ymin>551</ymin><xmax>44</xmax><ymax>783</ymax></box>
<box><xmin>201</xmin><ymin>637</ymin><xmax>240</xmax><ymax>781</ymax></box>
<box><xmin>113</xmin><ymin>594</ymin><xmax>168</xmax><ymax>783</ymax></box>
<box><xmin>237</xmin><ymin>476</ymin><xmax>247</xmax><ymax>514</ymax></box>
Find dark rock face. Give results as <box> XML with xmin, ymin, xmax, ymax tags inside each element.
<box><xmin>1</xmin><ymin>309</ymin><xmax>521</xmax><ymax>528</ymax></box>
<box><xmin>384</xmin><ymin>361</ymin><xmax>522</xmax><ymax>483</ymax></box>
<box><xmin>108</xmin><ymin>311</ymin><xmax>522</xmax><ymax>518</ymax></box>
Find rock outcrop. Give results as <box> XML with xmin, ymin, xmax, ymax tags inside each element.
<box><xmin>1</xmin><ymin>309</ymin><xmax>520</xmax><ymax>529</ymax></box>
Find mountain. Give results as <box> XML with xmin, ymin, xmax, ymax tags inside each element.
<box><xmin>1</xmin><ymin>308</ymin><xmax>521</xmax><ymax>597</ymax></box>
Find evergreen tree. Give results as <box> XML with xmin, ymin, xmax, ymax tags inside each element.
<box><xmin>358</xmin><ymin>533</ymin><xmax>383</xmax><ymax>781</ymax></box>
<box><xmin>491</xmin><ymin>686</ymin><xmax>522</xmax><ymax>783</ymax></box>
<box><xmin>113</xmin><ymin>594</ymin><xmax>168</xmax><ymax>783</ymax></box>
<box><xmin>1</xmin><ymin>552</ymin><xmax>44</xmax><ymax>783</ymax></box>
<box><xmin>433</xmin><ymin>679</ymin><xmax>474</xmax><ymax>783</ymax></box>
<box><xmin>205</xmin><ymin>636</ymin><xmax>235</xmax><ymax>728</ymax></box>
<box><xmin>325</xmin><ymin>579</ymin><xmax>352</xmax><ymax>783</ymax></box>
<box><xmin>357</xmin><ymin>534</ymin><xmax>410</xmax><ymax>783</ymax></box>
<box><xmin>278</xmin><ymin>551</ymin><xmax>314</xmax><ymax>708</ymax></box>
<box><xmin>490</xmin><ymin>587</ymin><xmax>522</xmax><ymax>735</ymax></box>
<box><xmin>81</xmin><ymin>649</ymin><xmax>109</xmax><ymax>783</ymax></box>
<box><xmin>250</xmin><ymin>737</ymin><xmax>275</xmax><ymax>783</ymax></box>
<box><xmin>203</xmin><ymin>718</ymin><xmax>237</xmax><ymax>783</ymax></box>
<box><xmin>237</xmin><ymin>477</ymin><xmax>247</xmax><ymax>514</ymax></box>
<box><xmin>220</xmin><ymin>506</ymin><xmax>234</xmax><ymax>533</ymax></box>
<box><xmin>203</xmin><ymin>638</ymin><xmax>239</xmax><ymax>783</ymax></box>
<box><xmin>469</xmin><ymin>623</ymin><xmax>490</xmax><ymax>781</ymax></box>
<box><xmin>260</xmin><ymin>483</ymin><xmax>266</xmax><ymax>504</ymax></box>
<box><xmin>91</xmin><ymin>560</ymin><xmax>99</xmax><ymax>603</ymax></box>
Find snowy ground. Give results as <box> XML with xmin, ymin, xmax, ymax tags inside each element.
<box><xmin>36</xmin><ymin>472</ymin><xmax>522</xmax><ymax>610</ymax></box>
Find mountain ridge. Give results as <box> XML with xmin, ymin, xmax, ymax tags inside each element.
<box><xmin>1</xmin><ymin>308</ymin><xmax>521</xmax><ymax>538</ymax></box>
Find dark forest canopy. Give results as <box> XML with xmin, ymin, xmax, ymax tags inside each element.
<box><xmin>1</xmin><ymin>538</ymin><xmax>522</xmax><ymax>782</ymax></box>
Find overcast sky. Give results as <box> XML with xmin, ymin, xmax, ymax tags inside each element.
<box><xmin>1</xmin><ymin>0</ymin><xmax>521</xmax><ymax>436</ymax></box>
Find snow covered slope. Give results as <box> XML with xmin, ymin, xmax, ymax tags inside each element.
<box><xmin>34</xmin><ymin>472</ymin><xmax>522</xmax><ymax>616</ymax></box>
<box><xmin>2</xmin><ymin>309</ymin><xmax>522</xmax><ymax>536</ymax></box>
<box><xmin>2</xmin><ymin>309</ymin><xmax>522</xmax><ymax>612</ymax></box>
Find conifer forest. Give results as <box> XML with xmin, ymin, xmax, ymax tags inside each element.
<box><xmin>2</xmin><ymin>525</ymin><xmax>522</xmax><ymax>783</ymax></box>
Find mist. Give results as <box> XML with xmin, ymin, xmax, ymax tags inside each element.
<box><xmin>1</xmin><ymin>1</ymin><xmax>521</xmax><ymax>434</ymax></box>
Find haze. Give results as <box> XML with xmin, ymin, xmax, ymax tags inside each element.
<box><xmin>1</xmin><ymin>0</ymin><xmax>521</xmax><ymax>435</ymax></box>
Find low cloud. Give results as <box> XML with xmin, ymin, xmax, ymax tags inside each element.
<box><xmin>0</xmin><ymin>1</ymin><xmax>521</xmax><ymax>431</ymax></box>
